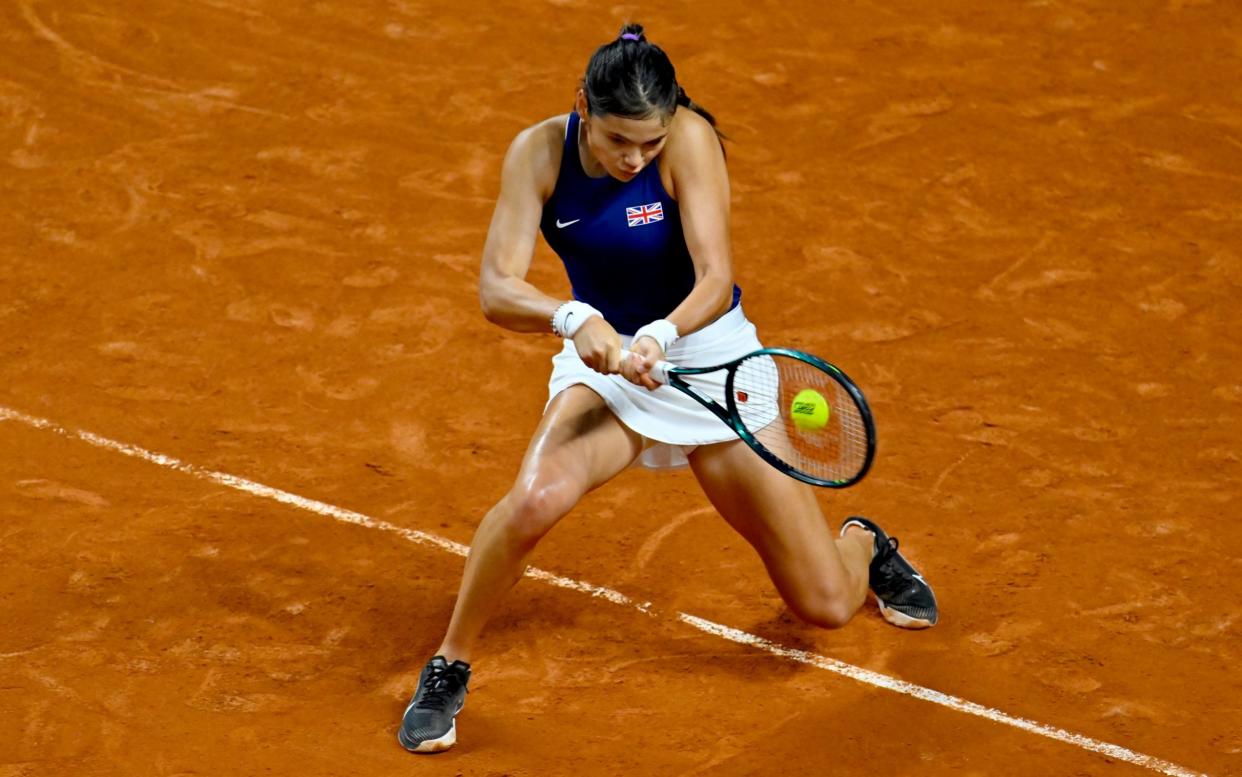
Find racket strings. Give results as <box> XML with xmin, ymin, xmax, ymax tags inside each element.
<box><xmin>731</xmin><ymin>354</ymin><xmax>870</xmax><ymax>484</ymax></box>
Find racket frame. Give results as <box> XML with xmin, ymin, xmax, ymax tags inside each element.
<box><xmin>648</xmin><ymin>347</ymin><xmax>877</xmax><ymax>488</ymax></box>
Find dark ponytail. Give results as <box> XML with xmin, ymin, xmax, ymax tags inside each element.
<box><xmin>583</xmin><ymin>23</ymin><xmax>726</xmax><ymax>149</ymax></box>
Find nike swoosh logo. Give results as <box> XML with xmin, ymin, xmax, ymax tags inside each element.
<box><xmin>556</xmin><ymin>219</ymin><xmax>580</xmax><ymax>228</ymax></box>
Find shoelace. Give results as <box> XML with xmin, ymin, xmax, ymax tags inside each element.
<box><xmin>414</xmin><ymin>666</ymin><xmax>462</xmax><ymax>711</ymax></box>
<box><xmin>871</xmin><ymin>536</ymin><xmax>910</xmax><ymax>593</ymax></box>
<box><xmin>874</xmin><ymin>535</ymin><xmax>899</xmax><ymax>563</ymax></box>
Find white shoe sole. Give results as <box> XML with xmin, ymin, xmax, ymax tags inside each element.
<box><xmin>877</xmin><ymin>594</ymin><xmax>936</xmax><ymax>629</ymax></box>
<box><xmin>398</xmin><ymin>720</ymin><xmax>456</xmax><ymax>753</ymax></box>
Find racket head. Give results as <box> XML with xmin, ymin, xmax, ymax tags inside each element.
<box><xmin>721</xmin><ymin>348</ymin><xmax>876</xmax><ymax>488</ymax></box>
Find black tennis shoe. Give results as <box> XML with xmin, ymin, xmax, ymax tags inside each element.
<box><xmin>841</xmin><ymin>516</ymin><xmax>938</xmax><ymax>629</ymax></box>
<box><xmin>398</xmin><ymin>656</ymin><xmax>471</xmax><ymax>753</ymax></box>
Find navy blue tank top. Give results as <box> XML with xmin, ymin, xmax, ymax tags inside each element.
<box><xmin>540</xmin><ymin>112</ymin><xmax>741</xmax><ymax>335</ymax></box>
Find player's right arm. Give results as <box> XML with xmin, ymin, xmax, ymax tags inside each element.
<box><xmin>478</xmin><ymin>118</ymin><xmax>623</xmax><ymax>372</ymax></box>
<box><xmin>478</xmin><ymin>120</ymin><xmax>565</xmax><ymax>332</ymax></box>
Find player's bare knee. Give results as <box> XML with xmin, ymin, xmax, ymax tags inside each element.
<box><xmin>502</xmin><ymin>479</ymin><xmax>580</xmax><ymax>546</ymax></box>
<box><xmin>792</xmin><ymin>592</ymin><xmax>856</xmax><ymax>631</ymax></box>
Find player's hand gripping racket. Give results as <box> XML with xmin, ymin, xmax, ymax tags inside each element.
<box><xmin>623</xmin><ymin>347</ymin><xmax>876</xmax><ymax>488</ymax></box>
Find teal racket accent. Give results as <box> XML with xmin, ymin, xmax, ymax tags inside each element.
<box><xmin>626</xmin><ymin>347</ymin><xmax>876</xmax><ymax>488</ymax></box>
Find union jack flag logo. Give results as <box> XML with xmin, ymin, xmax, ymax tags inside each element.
<box><xmin>626</xmin><ymin>201</ymin><xmax>664</xmax><ymax>227</ymax></box>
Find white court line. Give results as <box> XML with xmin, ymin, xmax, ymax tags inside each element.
<box><xmin>0</xmin><ymin>405</ymin><xmax>1208</xmax><ymax>777</ymax></box>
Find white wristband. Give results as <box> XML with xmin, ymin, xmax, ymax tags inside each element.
<box><xmin>631</xmin><ymin>319</ymin><xmax>679</xmax><ymax>354</ymax></box>
<box><xmin>551</xmin><ymin>300</ymin><xmax>602</xmax><ymax>339</ymax></box>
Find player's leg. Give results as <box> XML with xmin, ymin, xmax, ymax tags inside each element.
<box><xmin>689</xmin><ymin>438</ymin><xmax>870</xmax><ymax>627</ymax></box>
<box><xmin>436</xmin><ymin>384</ymin><xmax>643</xmax><ymax>662</ymax></box>
<box><xmin>399</xmin><ymin>385</ymin><xmax>642</xmax><ymax>754</ymax></box>
<box><xmin>690</xmin><ymin>438</ymin><xmax>936</xmax><ymax>630</ymax></box>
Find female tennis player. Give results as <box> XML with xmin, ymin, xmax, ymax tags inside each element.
<box><xmin>399</xmin><ymin>24</ymin><xmax>938</xmax><ymax>754</ymax></box>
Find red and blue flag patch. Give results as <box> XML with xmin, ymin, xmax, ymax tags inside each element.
<box><xmin>626</xmin><ymin>201</ymin><xmax>664</xmax><ymax>227</ymax></box>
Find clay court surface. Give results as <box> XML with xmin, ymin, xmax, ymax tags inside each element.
<box><xmin>2</xmin><ymin>1</ymin><xmax>1241</xmax><ymax>774</ymax></box>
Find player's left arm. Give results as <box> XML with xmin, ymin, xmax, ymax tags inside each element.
<box><xmin>664</xmin><ymin>110</ymin><xmax>735</xmax><ymax>335</ymax></box>
<box><xmin>625</xmin><ymin>110</ymin><xmax>734</xmax><ymax>388</ymax></box>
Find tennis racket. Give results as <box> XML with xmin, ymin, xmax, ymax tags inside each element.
<box><xmin>622</xmin><ymin>347</ymin><xmax>876</xmax><ymax>488</ymax></box>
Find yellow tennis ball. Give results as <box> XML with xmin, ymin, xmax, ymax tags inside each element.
<box><xmin>791</xmin><ymin>389</ymin><xmax>830</xmax><ymax>431</ymax></box>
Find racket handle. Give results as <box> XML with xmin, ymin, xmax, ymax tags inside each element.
<box><xmin>620</xmin><ymin>349</ymin><xmax>673</xmax><ymax>385</ymax></box>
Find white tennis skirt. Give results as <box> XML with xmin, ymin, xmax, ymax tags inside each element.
<box><xmin>547</xmin><ymin>304</ymin><xmax>764</xmax><ymax>469</ymax></box>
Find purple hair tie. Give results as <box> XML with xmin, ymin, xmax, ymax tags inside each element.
<box><xmin>620</xmin><ymin>33</ymin><xmax>640</xmax><ymax>41</ymax></box>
